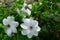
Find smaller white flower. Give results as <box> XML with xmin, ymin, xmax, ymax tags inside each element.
<box><xmin>3</xmin><ymin>16</ymin><xmax>19</xmax><ymax>36</ymax></box>
<box><xmin>16</xmin><ymin>8</ymin><xmax>20</xmax><ymax>14</ymax></box>
<box><xmin>20</xmin><ymin>18</ymin><xmax>41</xmax><ymax>38</ymax></box>
<box><xmin>21</xmin><ymin>3</ymin><xmax>32</xmax><ymax>15</ymax></box>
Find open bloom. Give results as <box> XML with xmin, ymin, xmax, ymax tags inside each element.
<box><xmin>3</xmin><ymin>16</ymin><xmax>19</xmax><ymax>36</ymax></box>
<box><xmin>21</xmin><ymin>3</ymin><xmax>32</xmax><ymax>15</ymax></box>
<box><xmin>20</xmin><ymin>18</ymin><xmax>41</xmax><ymax>38</ymax></box>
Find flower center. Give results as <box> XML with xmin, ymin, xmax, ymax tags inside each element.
<box><xmin>7</xmin><ymin>24</ymin><xmax>10</xmax><ymax>28</ymax></box>
<box><xmin>25</xmin><ymin>5</ymin><xmax>28</xmax><ymax>9</ymax></box>
<box><xmin>30</xmin><ymin>26</ymin><xmax>33</xmax><ymax>30</ymax></box>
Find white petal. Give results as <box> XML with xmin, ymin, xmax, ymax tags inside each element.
<box><xmin>5</xmin><ymin>28</ymin><xmax>12</xmax><ymax>36</ymax></box>
<box><xmin>11</xmin><ymin>28</ymin><xmax>17</xmax><ymax>33</ymax></box>
<box><xmin>26</xmin><ymin>9</ymin><xmax>31</xmax><ymax>15</ymax></box>
<box><xmin>23</xmin><ymin>18</ymin><xmax>30</xmax><ymax>26</ymax></box>
<box><xmin>31</xmin><ymin>29</ymin><xmax>38</xmax><ymax>36</ymax></box>
<box><xmin>7</xmin><ymin>16</ymin><xmax>14</xmax><ymax>22</ymax></box>
<box><xmin>3</xmin><ymin>18</ymin><xmax>9</xmax><ymax>25</ymax></box>
<box><xmin>20</xmin><ymin>23</ymin><xmax>29</xmax><ymax>29</ymax></box>
<box><xmin>17</xmin><ymin>8</ymin><xmax>20</xmax><ymax>14</ymax></box>
<box><xmin>30</xmin><ymin>19</ymin><xmax>38</xmax><ymax>27</ymax></box>
<box><xmin>37</xmin><ymin>27</ymin><xmax>41</xmax><ymax>31</ymax></box>
<box><xmin>33</xmin><ymin>26</ymin><xmax>41</xmax><ymax>32</ymax></box>
<box><xmin>36</xmin><ymin>26</ymin><xmax>41</xmax><ymax>31</ymax></box>
<box><xmin>10</xmin><ymin>21</ymin><xmax>19</xmax><ymax>27</ymax></box>
<box><xmin>28</xmin><ymin>4</ymin><xmax>32</xmax><ymax>9</ymax></box>
<box><xmin>31</xmin><ymin>26</ymin><xmax>40</xmax><ymax>36</ymax></box>
<box><xmin>33</xmin><ymin>32</ymin><xmax>38</xmax><ymax>36</ymax></box>
<box><xmin>27</xmin><ymin>33</ymin><xmax>33</xmax><ymax>38</ymax></box>
<box><xmin>21</xmin><ymin>29</ymin><xmax>30</xmax><ymax>35</ymax></box>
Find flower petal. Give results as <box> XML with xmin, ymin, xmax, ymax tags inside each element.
<box><xmin>7</xmin><ymin>16</ymin><xmax>14</xmax><ymax>22</ymax></box>
<box><xmin>27</xmin><ymin>33</ymin><xmax>33</xmax><ymax>38</ymax></box>
<box><xmin>23</xmin><ymin>18</ymin><xmax>30</xmax><ymax>26</ymax></box>
<box><xmin>11</xmin><ymin>28</ymin><xmax>17</xmax><ymax>33</ymax></box>
<box><xmin>35</xmin><ymin>26</ymin><xmax>41</xmax><ymax>31</ymax></box>
<box><xmin>26</xmin><ymin>9</ymin><xmax>31</xmax><ymax>15</ymax></box>
<box><xmin>10</xmin><ymin>21</ymin><xmax>19</xmax><ymax>27</ymax></box>
<box><xmin>30</xmin><ymin>18</ymin><xmax>38</xmax><ymax>27</ymax></box>
<box><xmin>3</xmin><ymin>18</ymin><xmax>9</xmax><ymax>25</ymax></box>
<box><xmin>33</xmin><ymin>31</ymin><xmax>38</xmax><ymax>36</ymax></box>
<box><xmin>28</xmin><ymin>4</ymin><xmax>32</xmax><ymax>9</ymax></box>
<box><xmin>21</xmin><ymin>29</ymin><xmax>30</xmax><ymax>35</ymax></box>
<box><xmin>20</xmin><ymin>23</ymin><xmax>29</xmax><ymax>29</ymax></box>
<box><xmin>33</xmin><ymin>26</ymin><xmax>41</xmax><ymax>32</ymax></box>
<box><xmin>5</xmin><ymin>28</ymin><xmax>12</xmax><ymax>36</ymax></box>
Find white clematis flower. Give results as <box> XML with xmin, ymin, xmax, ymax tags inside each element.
<box><xmin>21</xmin><ymin>3</ymin><xmax>32</xmax><ymax>15</ymax></box>
<box><xmin>20</xmin><ymin>18</ymin><xmax>41</xmax><ymax>38</ymax></box>
<box><xmin>3</xmin><ymin>16</ymin><xmax>19</xmax><ymax>36</ymax></box>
